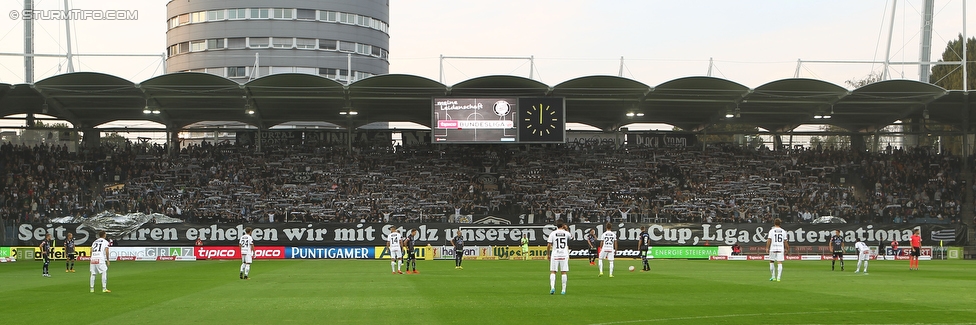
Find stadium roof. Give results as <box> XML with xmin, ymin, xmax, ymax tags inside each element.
<box><xmin>0</xmin><ymin>72</ymin><xmax>970</xmax><ymax>133</ymax></box>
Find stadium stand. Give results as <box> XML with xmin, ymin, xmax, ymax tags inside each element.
<box><xmin>0</xmin><ymin>141</ymin><xmax>964</xmax><ymax>225</ymax></box>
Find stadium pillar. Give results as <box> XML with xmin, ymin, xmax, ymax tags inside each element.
<box><xmin>962</xmin><ymin>92</ymin><xmax>970</xmax><ymax>160</ymax></box>
<box><xmin>850</xmin><ymin>134</ymin><xmax>866</xmax><ymax>152</ymax></box>
<box><xmin>772</xmin><ymin>133</ymin><xmax>783</xmax><ymax>150</ymax></box>
<box><xmin>256</xmin><ymin>129</ymin><xmax>262</xmax><ymax>153</ymax></box>
<box><xmin>82</xmin><ymin>129</ymin><xmax>100</xmax><ymax>148</ymax></box>
<box><xmin>167</xmin><ymin>129</ymin><xmax>179</xmax><ymax>156</ymax></box>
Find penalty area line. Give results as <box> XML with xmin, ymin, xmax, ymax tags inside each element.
<box><xmin>587</xmin><ymin>310</ymin><xmax>976</xmax><ymax>325</ymax></box>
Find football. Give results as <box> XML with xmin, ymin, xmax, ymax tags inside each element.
<box><xmin>629</xmin><ymin>266</ymin><xmax>635</xmax><ymax>272</ymax></box>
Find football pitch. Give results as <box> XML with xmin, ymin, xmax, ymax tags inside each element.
<box><xmin>2</xmin><ymin>259</ymin><xmax>975</xmax><ymax>325</ymax></box>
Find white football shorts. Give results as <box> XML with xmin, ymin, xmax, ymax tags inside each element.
<box><xmin>549</xmin><ymin>258</ymin><xmax>569</xmax><ymax>272</ymax></box>
<box><xmin>858</xmin><ymin>251</ymin><xmax>871</xmax><ymax>261</ymax></box>
<box><xmin>241</xmin><ymin>254</ymin><xmax>253</xmax><ymax>264</ymax></box>
<box><xmin>599</xmin><ymin>249</ymin><xmax>615</xmax><ymax>261</ymax></box>
<box><xmin>389</xmin><ymin>248</ymin><xmax>402</xmax><ymax>259</ymax></box>
<box><xmin>90</xmin><ymin>258</ymin><xmax>108</xmax><ymax>274</ymax></box>
<box><xmin>768</xmin><ymin>251</ymin><xmax>784</xmax><ymax>262</ymax></box>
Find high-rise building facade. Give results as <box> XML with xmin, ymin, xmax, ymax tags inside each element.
<box><xmin>165</xmin><ymin>0</ymin><xmax>389</xmax><ymax>83</ymax></box>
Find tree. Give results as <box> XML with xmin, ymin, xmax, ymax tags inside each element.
<box><xmin>101</xmin><ymin>133</ymin><xmax>130</xmax><ymax>148</ymax></box>
<box><xmin>809</xmin><ymin>125</ymin><xmax>850</xmax><ymax>150</ymax></box>
<box><xmin>930</xmin><ymin>34</ymin><xmax>976</xmax><ymax>90</ymax></box>
<box><xmin>845</xmin><ymin>72</ymin><xmax>883</xmax><ymax>89</ymax></box>
<box><xmin>699</xmin><ymin>123</ymin><xmax>760</xmax><ymax>145</ymax></box>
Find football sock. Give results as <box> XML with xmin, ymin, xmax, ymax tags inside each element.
<box><xmin>863</xmin><ymin>260</ymin><xmax>868</xmax><ymax>272</ymax></box>
<box><xmin>769</xmin><ymin>263</ymin><xmax>775</xmax><ymax>277</ymax></box>
<box><xmin>391</xmin><ymin>261</ymin><xmax>396</xmax><ymax>272</ymax></box>
<box><xmin>855</xmin><ymin>260</ymin><xmax>862</xmax><ymax>272</ymax></box>
<box><xmin>240</xmin><ymin>263</ymin><xmax>246</xmax><ymax>273</ymax></box>
<box><xmin>831</xmin><ymin>260</ymin><xmax>835</xmax><ymax>269</ymax></box>
<box><xmin>777</xmin><ymin>263</ymin><xmax>783</xmax><ymax>279</ymax></box>
<box><xmin>101</xmin><ymin>272</ymin><xmax>108</xmax><ymax>289</ymax></box>
<box><xmin>66</xmin><ymin>261</ymin><xmax>70</xmax><ymax>270</ymax></box>
<box><xmin>90</xmin><ymin>273</ymin><xmax>95</xmax><ymax>289</ymax></box>
<box><xmin>244</xmin><ymin>264</ymin><xmax>250</xmax><ymax>276</ymax></box>
<box><xmin>397</xmin><ymin>260</ymin><xmax>402</xmax><ymax>271</ymax></box>
<box><xmin>561</xmin><ymin>274</ymin><xmax>567</xmax><ymax>292</ymax></box>
<box><xmin>598</xmin><ymin>259</ymin><xmax>603</xmax><ymax>273</ymax></box>
<box><xmin>609</xmin><ymin>261</ymin><xmax>614</xmax><ymax>276</ymax></box>
<box><xmin>550</xmin><ymin>274</ymin><xmax>556</xmax><ymax>290</ymax></box>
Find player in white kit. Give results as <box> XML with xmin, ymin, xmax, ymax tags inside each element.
<box><xmin>547</xmin><ymin>220</ymin><xmax>571</xmax><ymax>295</ymax></box>
<box><xmin>89</xmin><ymin>231</ymin><xmax>110</xmax><ymax>293</ymax></box>
<box><xmin>766</xmin><ymin>218</ymin><xmax>789</xmax><ymax>282</ymax></box>
<box><xmin>239</xmin><ymin>227</ymin><xmax>254</xmax><ymax>280</ymax></box>
<box><xmin>599</xmin><ymin>223</ymin><xmax>617</xmax><ymax>277</ymax></box>
<box><xmin>853</xmin><ymin>240</ymin><xmax>870</xmax><ymax>275</ymax></box>
<box><xmin>387</xmin><ymin>226</ymin><xmax>403</xmax><ymax>274</ymax></box>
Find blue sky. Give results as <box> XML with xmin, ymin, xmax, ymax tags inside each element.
<box><xmin>0</xmin><ymin>0</ymin><xmax>972</xmax><ymax>88</ymax></box>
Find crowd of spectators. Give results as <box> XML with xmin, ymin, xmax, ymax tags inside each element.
<box><xmin>0</xmin><ymin>140</ymin><xmax>966</xmax><ymax>225</ymax></box>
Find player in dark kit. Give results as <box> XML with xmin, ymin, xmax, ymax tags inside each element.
<box><xmin>40</xmin><ymin>233</ymin><xmax>52</xmax><ymax>277</ymax></box>
<box><xmin>586</xmin><ymin>229</ymin><xmax>598</xmax><ymax>266</ymax></box>
<box><xmin>829</xmin><ymin>230</ymin><xmax>844</xmax><ymax>271</ymax></box>
<box><xmin>404</xmin><ymin>229</ymin><xmax>419</xmax><ymax>274</ymax></box>
<box><xmin>451</xmin><ymin>230</ymin><xmax>464</xmax><ymax>269</ymax></box>
<box><xmin>637</xmin><ymin>226</ymin><xmax>651</xmax><ymax>271</ymax></box>
<box><xmin>65</xmin><ymin>232</ymin><xmax>77</xmax><ymax>273</ymax></box>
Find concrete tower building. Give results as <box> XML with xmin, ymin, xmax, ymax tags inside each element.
<box><xmin>165</xmin><ymin>0</ymin><xmax>389</xmax><ymax>83</ymax></box>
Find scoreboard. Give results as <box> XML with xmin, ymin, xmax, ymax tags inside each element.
<box><xmin>431</xmin><ymin>97</ymin><xmax>565</xmax><ymax>144</ymax></box>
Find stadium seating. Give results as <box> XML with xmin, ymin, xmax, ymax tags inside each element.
<box><xmin>0</xmin><ymin>141</ymin><xmax>964</xmax><ymax>225</ymax></box>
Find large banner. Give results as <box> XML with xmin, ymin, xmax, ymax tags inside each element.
<box><xmin>626</xmin><ymin>132</ymin><xmax>698</xmax><ymax>147</ymax></box>
<box><xmin>32</xmin><ymin>246</ymin><xmax>92</xmax><ymax>261</ymax></box>
<box><xmin>15</xmin><ymin>222</ymin><xmax>968</xmax><ymax>247</ymax></box>
<box><xmin>109</xmin><ymin>246</ymin><xmax>196</xmax><ymax>261</ymax></box>
<box><xmin>235</xmin><ymin>130</ymin><xmax>428</xmax><ymax>146</ymax></box>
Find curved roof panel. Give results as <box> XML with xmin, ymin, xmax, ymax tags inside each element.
<box><xmin>140</xmin><ymin>72</ymin><xmax>249</xmax><ymax>129</ymax></box>
<box><xmin>349</xmin><ymin>74</ymin><xmax>448</xmax><ymax>126</ymax></box>
<box><xmin>244</xmin><ymin>73</ymin><xmax>347</xmax><ymax>127</ymax></box>
<box><xmin>450</xmin><ymin>75</ymin><xmax>549</xmax><ymax>97</ymax></box>
<box><xmin>0</xmin><ymin>72</ymin><xmax>969</xmax><ymax>135</ymax></box>
<box><xmin>645</xmin><ymin>77</ymin><xmax>750</xmax><ymax>131</ymax></box>
<box><xmin>0</xmin><ymin>84</ymin><xmax>43</xmax><ymax>118</ymax></box>
<box><xmin>552</xmin><ymin>76</ymin><xmax>651</xmax><ymax>130</ymax></box>
<box><xmin>833</xmin><ymin>79</ymin><xmax>947</xmax><ymax>131</ymax></box>
<box><xmin>740</xmin><ymin>78</ymin><xmax>849</xmax><ymax>132</ymax></box>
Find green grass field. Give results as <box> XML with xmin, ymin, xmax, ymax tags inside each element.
<box><xmin>2</xmin><ymin>258</ymin><xmax>975</xmax><ymax>324</ymax></box>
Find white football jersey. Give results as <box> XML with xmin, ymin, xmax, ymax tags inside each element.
<box><xmin>548</xmin><ymin>229</ymin><xmax>571</xmax><ymax>259</ymax></box>
<box><xmin>239</xmin><ymin>234</ymin><xmax>254</xmax><ymax>255</ymax></box>
<box><xmin>388</xmin><ymin>232</ymin><xmax>402</xmax><ymax>250</ymax></box>
<box><xmin>600</xmin><ymin>231</ymin><xmax>617</xmax><ymax>251</ymax></box>
<box><xmin>854</xmin><ymin>241</ymin><xmax>869</xmax><ymax>253</ymax></box>
<box><xmin>767</xmin><ymin>227</ymin><xmax>788</xmax><ymax>252</ymax></box>
<box><xmin>91</xmin><ymin>238</ymin><xmax>109</xmax><ymax>260</ymax></box>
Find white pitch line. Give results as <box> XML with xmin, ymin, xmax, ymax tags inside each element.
<box><xmin>588</xmin><ymin>309</ymin><xmax>976</xmax><ymax>325</ymax></box>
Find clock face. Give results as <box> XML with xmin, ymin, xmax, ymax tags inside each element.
<box><xmin>518</xmin><ymin>97</ymin><xmax>564</xmax><ymax>142</ymax></box>
<box><xmin>523</xmin><ymin>103</ymin><xmax>558</xmax><ymax>136</ymax></box>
